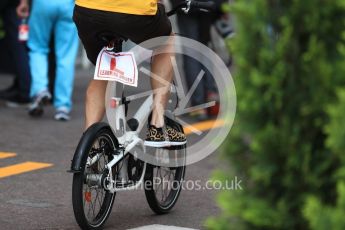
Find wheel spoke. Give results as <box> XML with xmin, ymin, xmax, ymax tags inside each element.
<box><xmin>151</xmin><ymin>160</ymin><xmax>183</xmax><ymax>207</ymax></box>
<box><xmin>97</xmin><ymin>190</ymin><xmax>104</xmax><ymax>210</ymax></box>
<box><xmin>91</xmin><ymin>194</ymin><xmax>96</xmax><ymax>220</ymax></box>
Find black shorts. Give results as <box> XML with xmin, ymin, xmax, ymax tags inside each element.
<box><xmin>73</xmin><ymin>4</ymin><xmax>172</xmax><ymax>65</ymax></box>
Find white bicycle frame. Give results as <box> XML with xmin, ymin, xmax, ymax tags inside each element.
<box><xmin>107</xmin><ymin>92</ymin><xmax>153</xmax><ymax>193</ymax></box>
<box><xmin>86</xmin><ymin>84</ymin><xmax>154</xmax><ymax>193</ymax></box>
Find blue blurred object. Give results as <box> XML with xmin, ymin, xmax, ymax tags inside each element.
<box><xmin>28</xmin><ymin>0</ymin><xmax>78</xmax><ymax>112</ymax></box>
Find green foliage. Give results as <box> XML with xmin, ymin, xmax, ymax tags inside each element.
<box><xmin>303</xmin><ymin>182</ymin><xmax>345</xmax><ymax>230</ymax></box>
<box><xmin>207</xmin><ymin>0</ymin><xmax>345</xmax><ymax>229</ymax></box>
<box><xmin>302</xmin><ymin>89</ymin><xmax>345</xmax><ymax>230</ymax></box>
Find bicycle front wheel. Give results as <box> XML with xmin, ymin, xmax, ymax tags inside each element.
<box><xmin>144</xmin><ymin>119</ymin><xmax>186</xmax><ymax>214</ymax></box>
<box><xmin>144</xmin><ymin>161</ymin><xmax>186</xmax><ymax>214</ymax></box>
<box><xmin>72</xmin><ymin>123</ymin><xmax>117</xmax><ymax>230</ymax></box>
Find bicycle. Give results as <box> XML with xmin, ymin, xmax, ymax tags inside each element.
<box><xmin>68</xmin><ymin>1</ymin><xmax>215</xmax><ymax>229</ymax></box>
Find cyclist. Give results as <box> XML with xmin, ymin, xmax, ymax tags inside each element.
<box><xmin>67</xmin><ymin>1</ymin><xmax>187</xmax><ymax>147</ymax></box>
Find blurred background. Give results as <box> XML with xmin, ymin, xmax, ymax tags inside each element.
<box><xmin>1</xmin><ymin>0</ymin><xmax>345</xmax><ymax>229</ymax></box>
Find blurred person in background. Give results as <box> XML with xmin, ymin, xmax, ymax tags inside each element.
<box><xmin>17</xmin><ymin>0</ymin><xmax>79</xmax><ymax>121</ymax></box>
<box><xmin>170</xmin><ymin>0</ymin><xmax>228</xmax><ymax>120</ymax></box>
<box><xmin>0</xmin><ymin>0</ymin><xmax>31</xmax><ymax>107</ymax></box>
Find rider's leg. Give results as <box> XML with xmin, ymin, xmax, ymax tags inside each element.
<box><xmin>146</xmin><ymin>34</ymin><xmax>186</xmax><ymax>147</ymax></box>
<box><xmin>85</xmin><ymin>80</ymin><xmax>107</xmax><ymax>129</ymax></box>
<box><xmin>150</xmin><ymin>35</ymin><xmax>174</xmax><ymax>128</ymax></box>
<box><xmin>84</xmin><ymin>35</ymin><xmax>174</xmax><ymax>130</ymax></box>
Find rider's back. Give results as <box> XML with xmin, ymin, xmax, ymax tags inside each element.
<box><xmin>75</xmin><ymin>0</ymin><xmax>158</xmax><ymax>15</ymax></box>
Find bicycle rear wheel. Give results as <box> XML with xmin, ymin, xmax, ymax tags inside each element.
<box><xmin>72</xmin><ymin>123</ymin><xmax>117</xmax><ymax>230</ymax></box>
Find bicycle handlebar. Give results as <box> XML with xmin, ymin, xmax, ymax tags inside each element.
<box><xmin>190</xmin><ymin>1</ymin><xmax>215</xmax><ymax>11</ymax></box>
<box><xmin>167</xmin><ymin>0</ymin><xmax>216</xmax><ymax>17</ymax></box>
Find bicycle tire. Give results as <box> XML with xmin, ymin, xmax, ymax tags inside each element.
<box><xmin>72</xmin><ymin>123</ymin><xmax>118</xmax><ymax>230</ymax></box>
<box><xmin>144</xmin><ymin>120</ymin><xmax>186</xmax><ymax>214</ymax></box>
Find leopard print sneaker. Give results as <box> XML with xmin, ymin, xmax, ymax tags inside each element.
<box><xmin>145</xmin><ymin>125</ymin><xmax>187</xmax><ymax>147</ymax></box>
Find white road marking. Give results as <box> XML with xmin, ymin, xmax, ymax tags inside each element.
<box><xmin>128</xmin><ymin>225</ymin><xmax>198</xmax><ymax>230</ymax></box>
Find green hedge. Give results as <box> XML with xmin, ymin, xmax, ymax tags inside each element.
<box><xmin>303</xmin><ymin>88</ymin><xmax>345</xmax><ymax>230</ymax></box>
<box><xmin>207</xmin><ymin>0</ymin><xmax>345</xmax><ymax>229</ymax></box>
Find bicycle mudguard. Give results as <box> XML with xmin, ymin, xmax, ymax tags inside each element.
<box><xmin>68</xmin><ymin>122</ymin><xmax>118</xmax><ymax>173</ymax></box>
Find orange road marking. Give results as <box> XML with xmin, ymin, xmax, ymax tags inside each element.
<box><xmin>184</xmin><ymin>119</ymin><xmax>225</xmax><ymax>135</ymax></box>
<box><xmin>0</xmin><ymin>152</ymin><xmax>17</xmax><ymax>159</ymax></box>
<box><xmin>0</xmin><ymin>162</ymin><xmax>53</xmax><ymax>179</ymax></box>
<box><xmin>0</xmin><ymin>120</ymin><xmax>222</xmax><ymax>179</ymax></box>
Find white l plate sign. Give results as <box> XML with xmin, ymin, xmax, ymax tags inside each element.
<box><xmin>94</xmin><ymin>48</ymin><xmax>138</xmax><ymax>87</ymax></box>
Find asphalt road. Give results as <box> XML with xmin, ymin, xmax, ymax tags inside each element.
<box><xmin>0</xmin><ymin>70</ymin><xmax>224</xmax><ymax>230</ymax></box>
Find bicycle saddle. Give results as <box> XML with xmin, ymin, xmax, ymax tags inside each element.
<box><xmin>97</xmin><ymin>32</ymin><xmax>128</xmax><ymax>52</ymax></box>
